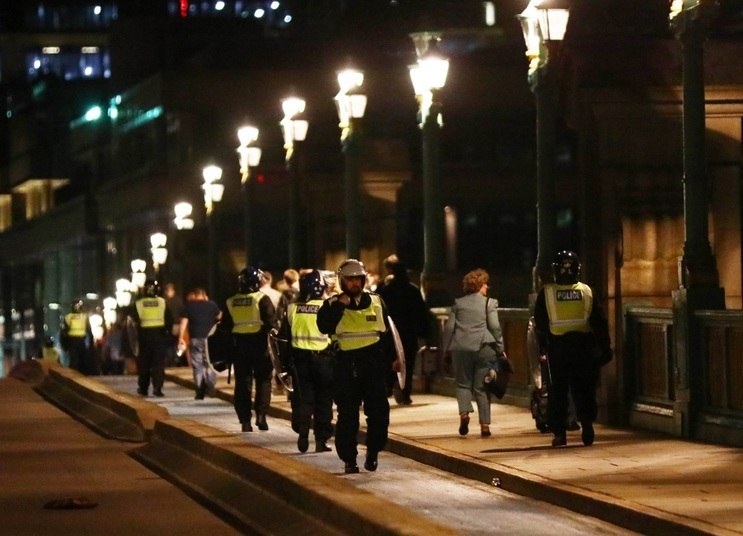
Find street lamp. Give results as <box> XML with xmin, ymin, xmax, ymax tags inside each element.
<box><xmin>115</xmin><ymin>278</ymin><xmax>133</xmax><ymax>308</ymax></box>
<box><xmin>173</xmin><ymin>201</ymin><xmax>194</xmax><ymax>230</ymax></box>
<box><xmin>280</xmin><ymin>96</ymin><xmax>309</xmax><ymax>268</ymax></box>
<box><xmin>335</xmin><ymin>68</ymin><xmax>367</xmax><ymax>259</ymax></box>
<box><xmin>202</xmin><ymin>164</ymin><xmax>224</xmax><ymax>298</ymax></box>
<box><xmin>409</xmin><ymin>32</ymin><xmax>449</xmax><ymax>305</ymax></box>
<box><xmin>518</xmin><ymin>0</ymin><xmax>570</xmax><ymax>297</ymax></box>
<box><xmin>150</xmin><ymin>232</ymin><xmax>168</xmax><ymax>280</ymax></box>
<box><xmin>236</xmin><ymin>125</ymin><xmax>262</xmax><ymax>266</ymax></box>
<box><xmin>130</xmin><ymin>258</ymin><xmax>147</xmax><ymax>290</ymax></box>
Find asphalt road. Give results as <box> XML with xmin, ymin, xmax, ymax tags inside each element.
<box><xmin>99</xmin><ymin>376</ymin><xmax>637</xmax><ymax>536</ymax></box>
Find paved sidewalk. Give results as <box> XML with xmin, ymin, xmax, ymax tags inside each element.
<box><xmin>162</xmin><ymin>367</ymin><xmax>743</xmax><ymax>536</ymax></box>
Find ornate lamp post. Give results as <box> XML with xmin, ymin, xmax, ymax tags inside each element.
<box><xmin>237</xmin><ymin>125</ymin><xmax>262</xmax><ymax>266</ymax></box>
<box><xmin>518</xmin><ymin>0</ymin><xmax>570</xmax><ymax>297</ymax></box>
<box><xmin>280</xmin><ymin>97</ymin><xmax>309</xmax><ymax>268</ymax></box>
<box><xmin>202</xmin><ymin>164</ymin><xmax>224</xmax><ymax>298</ymax></box>
<box><xmin>669</xmin><ymin>0</ymin><xmax>722</xmax><ymax>297</ymax></box>
<box><xmin>409</xmin><ymin>32</ymin><xmax>449</xmax><ymax>305</ymax></box>
<box><xmin>130</xmin><ymin>258</ymin><xmax>147</xmax><ymax>290</ymax></box>
<box><xmin>335</xmin><ymin>68</ymin><xmax>367</xmax><ymax>259</ymax></box>
<box><xmin>150</xmin><ymin>232</ymin><xmax>168</xmax><ymax>281</ymax></box>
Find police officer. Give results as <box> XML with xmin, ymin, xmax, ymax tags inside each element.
<box><xmin>278</xmin><ymin>269</ymin><xmax>334</xmax><ymax>453</ymax></box>
<box><xmin>61</xmin><ymin>300</ymin><xmax>92</xmax><ymax>373</ymax></box>
<box><xmin>225</xmin><ymin>267</ymin><xmax>276</xmax><ymax>432</ymax></box>
<box><xmin>317</xmin><ymin>259</ymin><xmax>398</xmax><ymax>473</ymax></box>
<box><xmin>132</xmin><ymin>278</ymin><xmax>172</xmax><ymax>397</ymax></box>
<box><xmin>534</xmin><ymin>251</ymin><xmax>613</xmax><ymax>447</ymax></box>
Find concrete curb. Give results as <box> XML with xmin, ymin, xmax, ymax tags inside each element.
<box><xmin>132</xmin><ymin>418</ymin><xmax>457</xmax><ymax>536</ymax></box>
<box><xmin>384</xmin><ymin>434</ymin><xmax>724</xmax><ymax>536</ymax></box>
<box><xmin>34</xmin><ymin>363</ymin><xmax>167</xmax><ymax>442</ymax></box>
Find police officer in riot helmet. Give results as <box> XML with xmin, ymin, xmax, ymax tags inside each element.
<box><xmin>132</xmin><ymin>278</ymin><xmax>172</xmax><ymax>397</ymax></box>
<box><xmin>277</xmin><ymin>269</ymin><xmax>334</xmax><ymax>453</ymax></box>
<box><xmin>225</xmin><ymin>266</ymin><xmax>276</xmax><ymax>432</ymax></box>
<box><xmin>534</xmin><ymin>251</ymin><xmax>613</xmax><ymax>448</ymax></box>
<box><xmin>317</xmin><ymin>259</ymin><xmax>399</xmax><ymax>473</ymax></box>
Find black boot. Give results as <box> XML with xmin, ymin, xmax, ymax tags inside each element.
<box><xmin>581</xmin><ymin>422</ymin><xmax>595</xmax><ymax>446</ymax></box>
<box><xmin>297</xmin><ymin>434</ymin><xmax>309</xmax><ymax>453</ymax></box>
<box><xmin>256</xmin><ymin>413</ymin><xmax>268</xmax><ymax>431</ymax></box>
<box><xmin>364</xmin><ymin>451</ymin><xmax>378</xmax><ymax>472</ymax></box>
<box><xmin>315</xmin><ymin>440</ymin><xmax>331</xmax><ymax>453</ymax></box>
<box><xmin>344</xmin><ymin>460</ymin><xmax>359</xmax><ymax>474</ymax></box>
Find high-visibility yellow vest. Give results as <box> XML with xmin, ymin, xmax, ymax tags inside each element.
<box><xmin>226</xmin><ymin>292</ymin><xmax>263</xmax><ymax>334</ymax></box>
<box><xmin>544</xmin><ymin>282</ymin><xmax>593</xmax><ymax>336</ymax></box>
<box><xmin>289</xmin><ymin>299</ymin><xmax>330</xmax><ymax>351</ymax></box>
<box><xmin>65</xmin><ymin>313</ymin><xmax>88</xmax><ymax>337</ymax></box>
<box><xmin>135</xmin><ymin>297</ymin><xmax>166</xmax><ymax>328</ymax></box>
<box><xmin>336</xmin><ymin>294</ymin><xmax>386</xmax><ymax>351</ymax></box>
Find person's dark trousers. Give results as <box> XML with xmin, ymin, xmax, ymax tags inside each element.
<box><xmin>291</xmin><ymin>349</ymin><xmax>334</xmax><ymax>443</ymax></box>
<box><xmin>138</xmin><ymin>330</ymin><xmax>167</xmax><ymax>393</ymax></box>
<box><xmin>546</xmin><ymin>333</ymin><xmax>599</xmax><ymax>435</ymax></box>
<box><xmin>67</xmin><ymin>338</ymin><xmax>87</xmax><ymax>373</ymax></box>
<box><xmin>399</xmin><ymin>335</ymin><xmax>418</xmax><ymax>402</ymax></box>
<box><xmin>233</xmin><ymin>333</ymin><xmax>272</xmax><ymax>424</ymax></box>
<box><xmin>332</xmin><ymin>349</ymin><xmax>390</xmax><ymax>464</ymax></box>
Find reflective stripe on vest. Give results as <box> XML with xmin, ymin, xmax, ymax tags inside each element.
<box><xmin>336</xmin><ymin>294</ymin><xmax>386</xmax><ymax>351</ymax></box>
<box><xmin>288</xmin><ymin>299</ymin><xmax>330</xmax><ymax>351</ymax></box>
<box><xmin>226</xmin><ymin>292</ymin><xmax>263</xmax><ymax>334</ymax></box>
<box><xmin>65</xmin><ymin>313</ymin><xmax>87</xmax><ymax>337</ymax></box>
<box><xmin>135</xmin><ymin>297</ymin><xmax>166</xmax><ymax>328</ymax></box>
<box><xmin>544</xmin><ymin>282</ymin><xmax>593</xmax><ymax>335</ymax></box>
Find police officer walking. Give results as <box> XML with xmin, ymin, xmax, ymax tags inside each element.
<box><xmin>534</xmin><ymin>251</ymin><xmax>613</xmax><ymax>447</ymax></box>
<box><xmin>277</xmin><ymin>269</ymin><xmax>334</xmax><ymax>453</ymax></box>
<box><xmin>61</xmin><ymin>300</ymin><xmax>92</xmax><ymax>373</ymax></box>
<box><xmin>132</xmin><ymin>279</ymin><xmax>173</xmax><ymax>397</ymax></box>
<box><xmin>317</xmin><ymin>259</ymin><xmax>398</xmax><ymax>474</ymax></box>
<box><xmin>225</xmin><ymin>267</ymin><xmax>276</xmax><ymax>432</ymax></box>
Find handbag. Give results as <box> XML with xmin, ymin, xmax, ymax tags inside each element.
<box><xmin>483</xmin><ymin>298</ymin><xmax>514</xmax><ymax>399</ymax></box>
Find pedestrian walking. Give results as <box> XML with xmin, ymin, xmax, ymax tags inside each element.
<box><xmin>277</xmin><ymin>269</ymin><xmax>334</xmax><ymax>453</ymax></box>
<box><xmin>317</xmin><ymin>258</ymin><xmax>398</xmax><ymax>474</ymax></box>
<box><xmin>377</xmin><ymin>258</ymin><xmax>429</xmax><ymax>405</ymax></box>
<box><xmin>178</xmin><ymin>287</ymin><xmax>222</xmax><ymax>399</ymax></box>
<box><xmin>131</xmin><ymin>278</ymin><xmax>172</xmax><ymax>397</ymax></box>
<box><xmin>534</xmin><ymin>250</ymin><xmax>613</xmax><ymax>447</ymax></box>
<box><xmin>163</xmin><ymin>282</ymin><xmax>186</xmax><ymax>366</ymax></box>
<box><xmin>442</xmin><ymin>268</ymin><xmax>506</xmax><ymax>438</ymax></box>
<box><xmin>224</xmin><ymin>267</ymin><xmax>276</xmax><ymax>432</ymax></box>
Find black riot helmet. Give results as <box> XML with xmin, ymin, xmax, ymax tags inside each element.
<box><xmin>299</xmin><ymin>270</ymin><xmax>327</xmax><ymax>301</ymax></box>
<box><xmin>238</xmin><ymin>266</ymin><xmax>262</xmax><ymax>293</ymax></box>
<box><xmin>144</xmin><ymin>278</ymin><xmax>161</xmax><ymax>297</ymax></box>
<box><xmin>552</xmin><ymin>250</ymin><xmax>581</xmax><ymax>284</ymax></box>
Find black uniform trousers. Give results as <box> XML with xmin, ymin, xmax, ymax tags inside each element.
<box><xmin>66</xmin><ymin>337</ymin><xmax>88</xmax><ymax>373</ymax></box>
<box><xmin>137</xmin><ymin>329</ymin><xmax>168</xmax><ymax>393</ymax></box>
<box><xmin>232</xmin><ymin>332</ymin><xmax>272</xmax><ymax>424</ymax></box>
<box><xmin>332</xmin><ymin>343</ymin><xmax>390</xmax><ymax>464</ymax></box>
<box><xmin>546</xmin><ymin>332</ymin><xmax>599</xmax><ymax>435</ymax></box>
<box><xmin>290</xmin><ymin>348</ymin><xmax>334</xmax><ymax>443</ymax></box>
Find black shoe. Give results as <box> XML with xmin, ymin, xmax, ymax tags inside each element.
<box><xmin>459</xmin><ymin>414</ymin><xmax>470</xmax><ymax>436</ymax></box>
<box><xmin>581</xmin><ymin>422</ymin><xmax>595</xmax><ymax>446</ymax></box>
<box><xmin>297</xmin><ymin>435</ymin><xmax>309</xmax><ymax>453</ymax></box>
<box><xmin>401</xmin><ymin>398</ymin><xmax>413</xmax><ymax>405</ymax></box>
<box><xmin>195</xmin><ymin>382</ymin><xmax>206</xmax><ymax>400</ymax></box>
<box><xmin>136</xmin><ymin>388</ymin><xmax>148</xmax><ymax>396</ymax></box>
<box><xmin>153</xmin><ymin>390</ymin><xmax>164</xmax><ymax>397</ymax></box>
<box><xmin>256</xmin><ymin>414</ymin><xmax>269</xmax><ymax>431</ymax></box>
<box><xmin>552</xmin><ymin>432</ymin><xmax>567</xmax><ymax>447</ymax></box>
<box><xmin>364</xmin><ymin>451</ymin><xmax>378</xmax><ymax>472</ymax></box>
<box><xmin>315</xmin><ymin>441</ymin><xmax>332</xmax><ymax>453</ymax></box>
<box><xmin>567</xmin><ymin>420</ymin><xmax>581</xmax><ymax>431</ymax></box>
<box><xmin>241</xmin><ymin>422</ymin><xmax>253</xmax><ymax>432</ymax></box>
<box><xmin>344</xmin><ymin>461</ymin><xmax>359</xmax><ymax>474</ymax></box>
